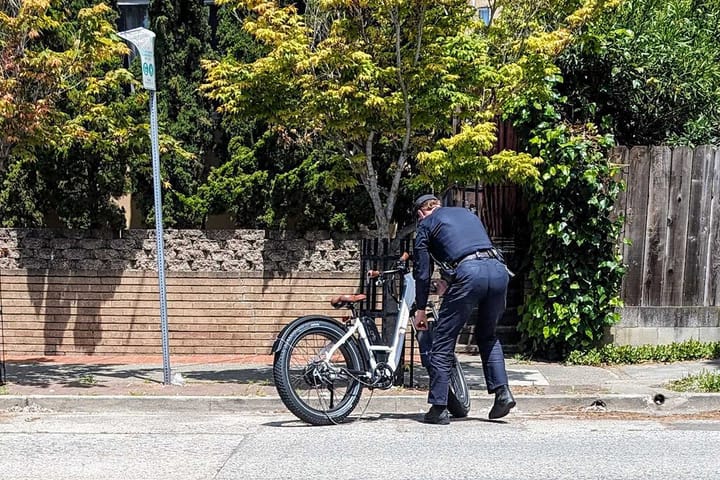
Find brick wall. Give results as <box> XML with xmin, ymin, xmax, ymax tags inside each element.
<box><xmin>0</xmin><ymin>270</ymin><xmax>360</xmax><ymax>356</ymax></box>
<box><xmin>0</xmin><ymin>229</ymin><xmax>367</xmax><ymax>357</ymax></box>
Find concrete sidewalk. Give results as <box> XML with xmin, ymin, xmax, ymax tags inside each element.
<box><xmin>1</xmin><ymin>354</ymin><xmax>719</xmax><ymax>416</ymax></box>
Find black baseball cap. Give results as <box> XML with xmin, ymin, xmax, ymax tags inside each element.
<box><xmin>413</xmin><ymin>194</ymin><xmax>439</xmax><ymax>212</ymax></box>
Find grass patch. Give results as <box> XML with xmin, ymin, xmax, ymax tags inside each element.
<box><xmin>511</xmin><ymin>353</ymin><xmax>534</xmax><ymax>364</ymax></box>
<box><xmin>78</xmin><ymin>374</ymin><xmax>97</xmax><ymax>386</ymax></box>
<box><xmin>667</xmin><ymin>370</ymin><xmax>720</xmax><ymax>393</ymax></box>
<box><xmin>566</xmin><ymin>339</ymin><xmax>720</xmax><ymax>366</ymax></box>
<box><xmin>0</xmin><ymin>385</ymin><xmax>8</xmax><ymax>395</ymax></box>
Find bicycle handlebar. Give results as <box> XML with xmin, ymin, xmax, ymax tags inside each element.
<box><xmin>366</xmin><ymin>252</ymin><xmax>411</xmax><ymax>279</ymax></box>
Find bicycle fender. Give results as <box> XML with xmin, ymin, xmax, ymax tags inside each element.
<box><xmin>270</xmin><ymin>315</ymin><xmax>342</xmax><ymax>353</ymax></box>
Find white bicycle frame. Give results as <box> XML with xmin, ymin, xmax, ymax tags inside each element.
<box><xmin>322</xmin><ymin>271</ymin><xmax>416</xmax><ymax>376</ymax></box>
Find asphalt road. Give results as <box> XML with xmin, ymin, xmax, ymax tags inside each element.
<box><xmin>1</xmin><ymin>410</ymin><xmax>719</xmax><ymax>479</ymax></box>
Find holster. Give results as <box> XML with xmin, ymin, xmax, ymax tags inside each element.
<box><xmin>439</xmin><ymin>267</ymin><xmax>456</xmax><ymax>284</ymax></box>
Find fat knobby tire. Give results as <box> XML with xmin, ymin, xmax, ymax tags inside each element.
<box><xmin>447</xmin><ymin>355</ymin><xmax>471</xmax><ymax>418</ymax></box>
<box><xmin>273</xmin><ymin>318</ymin><xmax>364</xmax><ymax>425</ymax></box>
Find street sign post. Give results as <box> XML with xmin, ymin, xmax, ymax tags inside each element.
<box><xmin>117</xmin><ymin>28</ymin><xmax>172</xmax><ymax>385</ymax></box>
<box><xmin>0</xmin><ymin>248</ymin><xmax>6</xmax><ymax>385</ymax></box>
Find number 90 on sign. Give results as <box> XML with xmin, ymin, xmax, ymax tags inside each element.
<box><xmin>142</xmin><ymin>62</ymin><xmax>155</xmax><ymax>78</ymax></box>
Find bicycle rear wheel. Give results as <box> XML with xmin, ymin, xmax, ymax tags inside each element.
<box><xmin>419</xmin><ymin>313</ymin><xmax>471</xmax><ymax>418</ymax></box>
<box><xmin>447</xmin><ymin>354</ymin><xmax>470</xmax><ymax>418</ymax></box>
<box><xmin>273</xmin><ymin>318</ymin><xmax>364</xmax><ymax>425</ymax></box>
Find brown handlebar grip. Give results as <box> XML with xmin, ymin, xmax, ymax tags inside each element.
<box><xmin>367</xmin><ymin>270</ymin><xmax>380</xmax><ymax>278</ymax></box>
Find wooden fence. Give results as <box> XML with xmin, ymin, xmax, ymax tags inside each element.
<box><xmin>614</xmin><ymin>145</ymin><xmax>720</xmax><ymax>307</ymax></box>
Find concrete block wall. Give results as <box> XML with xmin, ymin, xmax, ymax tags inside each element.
<box><xmin>611</xmin><ymin>306</ymin><xmax>720</xmax><ymax>345</ymax></box>
<box><xmin>0</xmin><ymin>228</ymin><xmax>363</xmax><ymax>273</ymax></box>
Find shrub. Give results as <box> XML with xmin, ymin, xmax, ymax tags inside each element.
<box><xmin>566</xmin><ymin>340</ymin><xmax>720</xmax><ymax>366</ymax></box>
<box><xmin>518</xmin><ymin>122</ymin><xmax>625</xmax><ymax>358</ymax></box>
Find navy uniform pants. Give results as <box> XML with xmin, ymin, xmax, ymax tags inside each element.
<box><xmin>427</xmin><ymin>257</ymin><xmax>510</xmax><ymax>406</ymax></box>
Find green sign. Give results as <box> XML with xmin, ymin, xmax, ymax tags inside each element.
<box><xmin>118</xmin><ymin>28</ymin><xmax>157</xmax><ymax>91</ymax></box>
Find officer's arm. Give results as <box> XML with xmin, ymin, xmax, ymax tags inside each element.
<box><xmin>413</xmin><ymin>227</ymin><xmax>432</xmax><ymax>311</ymax></box>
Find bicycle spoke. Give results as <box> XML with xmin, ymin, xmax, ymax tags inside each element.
<box><xmin>285</xmin><ymin>332</ymin><xmax>353</xmax><ymax>413</ymax></box>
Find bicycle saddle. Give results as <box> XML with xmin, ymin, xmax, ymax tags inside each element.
<box><xmin>330</xmin><ymin>294</ymin><xmax>366</xmax><ymax>309</ymax></box>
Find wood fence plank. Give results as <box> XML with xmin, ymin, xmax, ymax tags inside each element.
<box><xmin>643</xmin><ymin>147</ymin><xmax>671</xmax><ymax>306</ymax></box>
<box><xmin>621</xmin><ymin>146</ymin><xmax>651</xmax><ymax>306</ymax></box>
<box><xmin>706</xmin><ymin>149</ymin><xmax>720</xmax><ymax>305</ymax></box>
<box><xmin>663</xmin><ymin>146</ymin><xmax>693</xmax><ymax>305</ymax></box>
<box><xmin>683</xmin><ymin>146</ymin><xmax>715</xmax><ymax>305</ymax></box>
<box><xmin>610</xmin><ymin>146</ymin><xmax>632</xmax><ymax>305</ymax></box>
<box><xmin>697</xmin><ymin>146</ymin><xmax>716</xmax><ymax>306</ymax></box>
<box><xmin>611</xmin><ymin>146</ymin><xmax>629</xmax><ymax>245</ymax></box>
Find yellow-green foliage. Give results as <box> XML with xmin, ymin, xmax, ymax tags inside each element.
<box><xmin>0</xmin><ymin>1</ymin><xmax>131</xmax><ymax>161</ymax></box>
<box><xmin>417</xmin><ymin>123</ymin><xmax>542</xmax><ymax>188</ymax></box>
<box><xmin>202</xmin><ymin>0</ymin><xmax>614</xmax><ymax>235</ymax></box>
<box><xmin>0</xmin><ymin>0</ymin><xmax>194</xmax><ymax>229</ymax></box>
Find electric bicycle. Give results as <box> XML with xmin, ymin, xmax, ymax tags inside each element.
<box><xmin>271</xmin><ymin>253</ymin><xmax>470</xmax><ymax>425</ymax></box>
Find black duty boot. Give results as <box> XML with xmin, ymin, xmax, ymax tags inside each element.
<box><xmin>489</xmin><ymin>385</ymin><xmax>516</xmax><ymax>420</ymax></box>
<box><xmin>423</xmin><ymin>405</ymin><xmax>450</xmax><ymax>425</ymax></box>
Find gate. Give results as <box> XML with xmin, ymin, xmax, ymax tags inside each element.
<box><xmin>359</xmin><ymin>182</ymin><xmax>528</xmax><ymax>364</ymax></box>
<box><xmin>443</xmin><ymin>183</ymin><xmax>529</xmax><ymax>354</ymax></box>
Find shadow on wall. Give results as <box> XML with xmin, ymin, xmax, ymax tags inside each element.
<box><xmin>257</xmin><ymin>231</ymin><xmax>365</xmax><ymax>353</ymax></box>
<box><xmin>6</xmin><ymin>229</ymin><xmax>134</xmax><ymax>355</ymax></box>
<box><xmin>1</xmin><ymin>228</ymin><xmax>367</xmax><ymax>357</ymax></box>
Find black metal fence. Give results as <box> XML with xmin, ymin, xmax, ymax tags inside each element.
<box><xmin>359</xmin><ymin>238</ymin><xmax>412</xmax><ymax>385</ymax></box>
<box><xmin>0</xmin><ymin>260</ymin><xmax>5</xmax><ymax>385</ymax></box>
<box><xmin>358</xmin><ymin>231</ymin><xmax>526</xmax><ymax>389</ymax></box>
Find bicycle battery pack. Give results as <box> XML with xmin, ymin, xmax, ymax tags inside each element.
<box><xmin>360</xmin><ymin>316</ymin><xmax>383</xmax><ymax>345</ymax></box>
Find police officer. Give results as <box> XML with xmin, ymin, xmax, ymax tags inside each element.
<box><xmin>412</xmin><ymin>194</ymin><xmax>515</xmax><ymax>424</ymax></box>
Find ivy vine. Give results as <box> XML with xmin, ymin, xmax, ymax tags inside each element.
<box><xmin>519</xmin><ymin>122</ymin><xmax>626</xmax><ymax>359</ymax></box>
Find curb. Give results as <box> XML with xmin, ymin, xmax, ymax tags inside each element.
<box><xmin>2</xmin><ymin>393</ymin><xmax>720</xmax><ymax>415</ymax></box>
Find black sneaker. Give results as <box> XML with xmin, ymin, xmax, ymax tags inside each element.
<box><xmin>423</xmin><ymin>405</ymin><xmax>450</xmax><ymax>425</ymax></box>
<box><xmin>489</xmin><ymin>385</ymin><xmax>516</xmax><ymax>420</ymax></box>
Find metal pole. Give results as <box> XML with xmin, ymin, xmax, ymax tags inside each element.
<box><xmin>117</xmin><ymin>28</ymin><xmax>170</xmax><ymax>384</ymax></box>
<box><xmin>0</xmin><ymin>250</ymin><xmax>7</xmax><ymax>385</ymax></box>
<box><xmin>408</xmin><ymin>324</ymin><xmax>414</xmax><ymax>387</ymax></box>
<box><xmin>0</xmin><ymin>285</ymin><xmax>5</xmax><ymax>386</ymax></box>
<box><xmin>149</xmin><ymin>90</ymin><xmax>171</xmax><ymax>385</ymax></box>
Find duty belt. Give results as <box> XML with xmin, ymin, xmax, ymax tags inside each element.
<box><xmin>452</xmin><ymin>249</ymin><xmax>495</xmax><ymax>268</ymax></box>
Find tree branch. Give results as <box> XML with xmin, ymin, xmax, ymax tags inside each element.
<box><xmin>386</xmin><ymin>6</ymin><xmax>413</xmax><ymax>223</ymax></box>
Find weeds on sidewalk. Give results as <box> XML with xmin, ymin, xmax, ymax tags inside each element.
<box><xmin>667</xmin><ymin>370</ymin><xmax>720</xmax><ymax>393</ymax></box>
<box><xmin>77</xmin><ymin>374</ymin><xmax>97</xmax><ymax>386</ymax></box>
<box><xmin>565</xmin><ymin>339</ymin><xmax>720</xmax><ymax>366</ymax></box>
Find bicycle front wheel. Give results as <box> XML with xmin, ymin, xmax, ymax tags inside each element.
<box><xmin>273</xmin><ymin>318</ymin><xmax>364</xmax><ymax>425</ymax></box>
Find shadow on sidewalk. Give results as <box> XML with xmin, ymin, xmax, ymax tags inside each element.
<box><xmin>4</xmin><ymin>360</ymin><xmax>275</xmax><ymax>389</ymax></box>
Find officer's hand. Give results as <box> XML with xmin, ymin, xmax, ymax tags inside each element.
<box><xmin>413</xmin><ymin>310</ymin><xmax>429</xmax><ymax>331</ymax></box>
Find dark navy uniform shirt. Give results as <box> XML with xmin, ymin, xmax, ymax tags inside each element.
<box><xmin>413</xmin><ymin>207</ymin><xmax>493</xmax><ymax>310</ymax></box>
